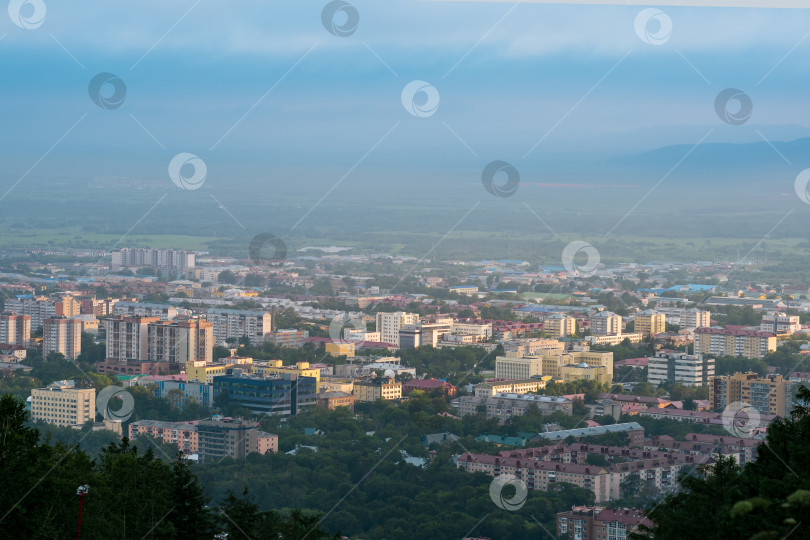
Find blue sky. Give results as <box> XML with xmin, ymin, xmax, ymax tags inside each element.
<box><xmin>2</xmin><ymin>0</ymin><xmax>810</xmax><ymax>187</ymax></box>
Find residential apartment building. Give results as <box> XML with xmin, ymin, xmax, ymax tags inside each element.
<box><xmin>590</xmin><ymin>311</ymin><xmax>622</xmax><ymax>336</ymax></box>
<box><xmin>111</xmin><ymin>248</ymin><xmax>195</xmax><ymax>271</ymax></box>
<box><xmin>542</xmin><ymin>313</ymin><xmax>577</xmax><ymax>337</ymax></box>
<box><xmin>760</xmin><ymin>311</ymin><xmax>800</xmax><ymax>335</ymax></box>
<box><xmin>634</xmin><ymin>310</ymin><xmax>665</xmax><ymax>336</ymax></box>
<box><xmin>375</xmin><ymin>312</ymin><xmax>419</xmax><ymax>346</ymax></box>
<box><xmin>30</xmin><ymin>380</ymin><xmax>95</xmax><ymax>427</ymax></box>
<box><xmin>0</xmin><ymin>311</ymin><xmax>30</xmax><ymax>346</ymax></box>
<box><xmin>113</xmin><ymin>302</ymin><xmax>189</xmax><ymax>320</ymax></box>
<box><xmin>5</xmin><ymin>295</ymin><xmax>56</xmax><ymax>329</ymax></box>
<box><xmin>129</xmin><ymin>420</ymin><xmax>200</xmax><ymax>454</ymax></box>
<box><xmin>556</xmin><ymin>506</ymin><xmax>650</xmax><ymax>540</ymax></box>
<box><xmin>106</xmin><ymin>316</ymin><xmax>160</xmax><ymax>362</ymax></box>
<box><xmin>212</xmin><ymin>373</ymin><xmax>318</xmax><ymax>416</ymax></box>
<box><xmin>316</xmin><ymin>391</ymin><xmax>355</xmax><ymax>411</ymax></box>
<box><xmin>695</xmin><ymin>327</ymin><xmax>776</xmax><ymax>359</ymax></box>
<box><xmin>654</xmin><ymin>307</ymin><xmax>712</xmax><ymax>329</ymax></box>
<box><xmin>146</xmin><ymin>319</ymin><xmax>213</xmax><ymax>364</ymax></box>
<box><xmin>458</xmin><ymin>441</ymin><xmax>710</xmax><ymax>503</ymax></box>
<box><xmin>205</xmin><ymin>308</ymin><xmax>272</xmax><ymax>346</ymax></box>
<box><xmin>42</xmin><ymin>316</ymin><xmax>82</xmax><ymax>360</ymax></box>
<box><xmin>647</xmin><ymin>351</ymin><xmax>715</xmax><ymax>387</ymax></box>
<box><xmin>457</xmin><ymin>393</ymin><xmax>573</xmax><ymax>421</ymax></box>
<box><xmin>354</xmin><ymin>377</ymin><xmax>402</xmax><ymax>402</ymax></box>
<box><xmin>193</xmin><ymin>417</ymin><xmax>277</xmax><ymax>462</ymax></box>
<box><xmin>709</xmin><ymin>372</ymin><xmax>790</xmax><ymax>416</ymax></box>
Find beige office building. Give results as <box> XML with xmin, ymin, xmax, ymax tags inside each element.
<box><xmin>495</xmin><ymin>350</ymin><xmax>613</xmax><ymax>383</ymax></box>
<box><xmin>30</xmin><ymin>381</ymin><xmax>95</xmax><ymax>427</ymax></box>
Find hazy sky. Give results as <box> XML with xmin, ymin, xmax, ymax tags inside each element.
<box><xmin>2</xmin><ymin>1</ymin><xmax>810</xmax><ymax>185</ymax></box>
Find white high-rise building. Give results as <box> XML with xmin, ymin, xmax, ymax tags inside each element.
<box><xmin>205</xmin><ymin>308</ymin><xmax>272</xmax><ymax>346</ymax></box>
<box><xmin>654</xmin><ymin>307</ymin><xmax>710</xmax><ymax>329</ymax></box>
<box><xmin>0</xmin><ymin>312</ymin><xmax>31</xmax><ymax>346</ymax></box>
<box><xmin>647</xmin><ymin>351</ymin><xmax>715</xmax><ymax>387</ymax></box>
<box><xmin>105</xmin><ymin>316</ymin><xmax>158</xmax><ymax>362</ymax></box>
<box><xmin>111</xmin><ymin>248</ymin><xmax>195</xmax><ymax>271</ymax></box>
<box><xmin>761</xmin><ymin>312</ymin><xmax>800</xmax><ymax>335</ymax></box>
<box><xmin>43</xmin><ymin>317</ymin><xmax>82</xmax><ymax>360</ymax></box>
<box><xmin>589</xmin><ymin>311</ymin><xmax>622</xmax><ymax>336</ymax></box>
<box><xmin>375</xmin><ymin>312</ymin><xmax>419</xmax><ymax>346</ymax></box>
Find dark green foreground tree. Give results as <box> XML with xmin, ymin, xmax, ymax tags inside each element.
<box><xmin>0</xmin><ymin>394</ymin><xmax>336</xmax><ymax>539</ymax></box>
<box><xmin>634</xmin><ymin>386</ymin><xmax>810</xmax><ymax>540</ymax></box>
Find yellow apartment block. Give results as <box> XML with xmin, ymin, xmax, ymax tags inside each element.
<box><xmin>635</xmin><ymin>311</ymin><xmax>666</xmax><ymax>336</ymax></box>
